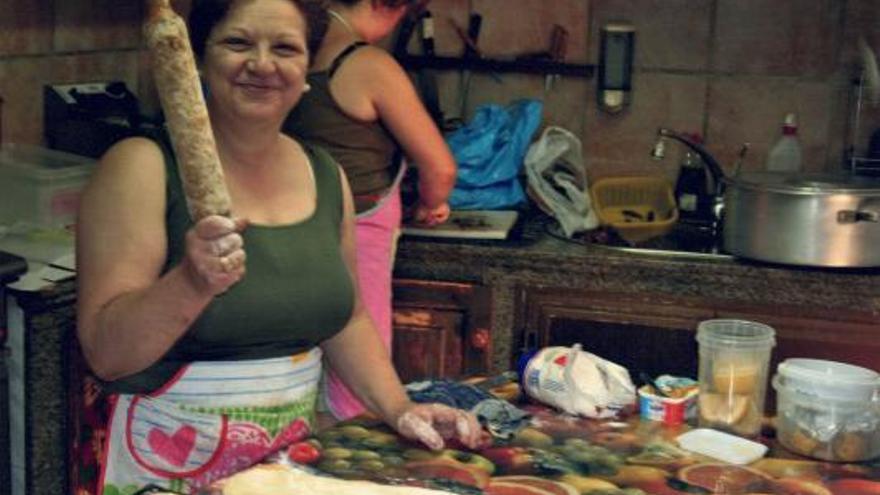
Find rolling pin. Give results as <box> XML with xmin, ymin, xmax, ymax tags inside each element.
<box><xmin>144</xmin><ymin>0</ymin><xmax>231</xmax><ymax>220</ymax></box>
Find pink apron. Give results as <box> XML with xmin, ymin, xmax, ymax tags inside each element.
<box><xmin>322</xmin><ymin>164</ymin><xmax>405</xmax><ymax>420</ymax></box>
<box><xmin>98</xmin><ymin>349</ymin><xmax>322</xmax><ymax>494</ymax></box>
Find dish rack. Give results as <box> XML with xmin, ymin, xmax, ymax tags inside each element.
<box><xmin>590</xmin><ymin>176</ymin><xmax>678</xmax><ymax>243</ymax></box>
<box><xmin>847</xmin><ymin>38</ymin><xmax>880</xmax><ymax>176</ymax></box>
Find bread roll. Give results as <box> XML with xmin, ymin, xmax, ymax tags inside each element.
<box><xmin>144</xmin><ymin>0</ymin><xmax>231</xmax><ymax>220</ymax></box>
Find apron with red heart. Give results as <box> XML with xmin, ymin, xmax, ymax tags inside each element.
<box><xmin>99</xmin><ymin>348</ymin><xmax>322</xmax><ymax>495</ymax></box>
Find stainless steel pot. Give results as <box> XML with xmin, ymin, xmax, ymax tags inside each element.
<box><xmin>722</xmin><ymin>172</ymin><xmax>880</xmax><ymax>267</ymax></box>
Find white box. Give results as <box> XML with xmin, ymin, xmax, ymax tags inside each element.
<box><xmin>0</xmin><ymin>144</ymin><xmax>96</xmax><ymax>228</ymax></box>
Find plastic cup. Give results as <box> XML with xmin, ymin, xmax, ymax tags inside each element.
<box><xmin>696</xmin><ymin>319</ymin><xmax>776</xmax><ymax>438</ymax></box>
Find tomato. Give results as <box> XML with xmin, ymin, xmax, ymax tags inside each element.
<box><xmin>287</xmin><ymin>440</ymin><xmax>321</xmax><ymax>465</ymax></box>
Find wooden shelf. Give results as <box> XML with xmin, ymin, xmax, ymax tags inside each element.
<box><xmin>398</xmin><ymin>54</ymin><xmax>594</xmax><ymax>77</ymax></box>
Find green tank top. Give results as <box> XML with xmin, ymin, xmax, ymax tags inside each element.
<box><xmin>108</xmin><ymin>136</ymin><xmax>354</xmax><ymax>394</ymax></box>
<box><xmin>282</xmin><ymin>42</ymin><xmax>400</xmax><ymax>213</ymax></box>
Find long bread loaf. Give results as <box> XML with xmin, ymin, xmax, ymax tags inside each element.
<box><xmin>144</xmin><ymin>0</ymin><xmax>231</xmax><ymax>220</ymax></box>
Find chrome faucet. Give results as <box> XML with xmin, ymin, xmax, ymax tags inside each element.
<box><xmin>651</xmin><ymin>128</ymin><xmax>738</xmax><ymax>245</ymax></box>
<box><xmin>651</xmin><ymin>128</ymin><xmax>727</xmax><ymax>197</ymax></box>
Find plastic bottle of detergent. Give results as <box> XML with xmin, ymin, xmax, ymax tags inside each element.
<box><xmin>517</xmin><ymin>344</ymin><xmax>636</xmax><ymax>418</ymax></box>
<box><xmin>765</xmin><ymin>113</ymin><xmax>803</xmax><ymax>173</ymax></box>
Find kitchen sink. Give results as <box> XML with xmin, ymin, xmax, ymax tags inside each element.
<box><xmin>545</xmin><ymin>218</ymin><xmax>734</xmax><ymax>260</ymax></box>
<box><xmin>591</xmin><ymin>242</ymin><xmax>733</xmax><ymax>260</ymax></box>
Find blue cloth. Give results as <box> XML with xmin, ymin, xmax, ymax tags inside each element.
<box><xmin>446</xmin><ymin>99</ymin><xmax>544</xmax><ymax>210</ymax></box>
<box><xmin>405</xmin><ymin>379</ymin><xmax>530</xmax><ymax>439</ymax></box>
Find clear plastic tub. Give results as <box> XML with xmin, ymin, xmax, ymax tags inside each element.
<box><xmin>0</xmin><ymin>144</ymin><xmax>95</xmax><ymax>228</ymax></box>
<box><xmin>773</xmin><ymin>374</ymin><xmax>880</xmax><ymax>462</ymax></box>
<box><xmin>776</xmin><ymin>358</ymin><xmax>879</xmax><ymax>401</ymax></box>
<box><xmin>695</xmin><ymin>319</ymin><xmax>776</xmax><ymax>438</ymax></box>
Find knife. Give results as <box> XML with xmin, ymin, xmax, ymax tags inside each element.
<box><xmin>417</xmin><ymin>10</ymin><xmax>444</xmax><ymax>127</ymax></box>
<box><xmin>457</xmin><ymin>13</ymin><xmax>483</xmax><ymax>120</ymax></box>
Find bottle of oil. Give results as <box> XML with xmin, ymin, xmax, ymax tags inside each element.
<box><xmin>674</xmin><ymin>133</ymin><xmax>710</xmax><ymax>222</ymax></box>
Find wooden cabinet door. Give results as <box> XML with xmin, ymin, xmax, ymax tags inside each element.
<box><xmin>516</xmin><ymin>287</ymin><xmax>715</xmax><ymax>381</ymax></box>
<box><xmin>392</xmin><ymin>279</ymin><xmax>491</xmax><ymax>383</ymax></box>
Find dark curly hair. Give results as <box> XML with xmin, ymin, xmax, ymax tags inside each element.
<box><xmin>188</xmin><ymin>0</ymin><xmax>329</xmax><ymax>62</ymax></box>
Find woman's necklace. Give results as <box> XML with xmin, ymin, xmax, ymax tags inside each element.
<box><xmin>327</xmin><ymin>9</ymin><xmax>357</xmax><ymax>38</ymax></box>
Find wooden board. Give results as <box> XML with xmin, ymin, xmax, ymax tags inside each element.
<box><xmin>402</xmin><ymin>210</ymin><xmax>518</xmax><ymax>240</ymax></box>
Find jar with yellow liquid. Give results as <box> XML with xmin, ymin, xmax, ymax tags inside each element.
<box><xmin>696</xmin><ymin>319</ymin><xmax>776</xmax><ymax>437</ymax></box>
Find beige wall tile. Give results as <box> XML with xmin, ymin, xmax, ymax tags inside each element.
<box><xmin>472</xmin><ymin>0</ymin><xmax>589</xmax><ymax>61</ymax></box>
<box><xmin>584</xmin><ymin>72</ymin><xmax>708</xmax><ymax>181</ymax></box>
<box><xmin>418</xmin><ymin>0</ymin><xmax>470</xmax><ymax>57</ymax></box>
<box><xmin>0</xmin><ymin>52</ymin><xmax>140</xmax><ymax>145</ymax></box>
<box><xmin>844</xmin><ymin>0</ymin><xmax>880</xmax><ymax>52</ymax></box>
<box><xmin>53</xmin><ymin>1</ymin><xmax>143</xmax><ymax>52</ymax></box>
<box><xmin>0</xmin><ymin>0</ymin><xmax>52</xmax><ymax>55</ymax></box>
<box><xmin>715</xmin><ymin>0</ymin><xmax>841</xmax><ymax>77</ymax></box>
<box><xmin>590</xmin><ymin>0</ymin><xmax>711</xmax><ymax>71</ymax></box>
<box><xmin>428</xmin><ymin>0</ymin><xmax>589</xmax><ymax>133</ymax></box>
<box><xmin>707</xmin><ymin>77</ymin><xmax>837</xmax><ymax>173</ymax></box>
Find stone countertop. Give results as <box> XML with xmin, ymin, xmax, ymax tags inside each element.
<box><xmin>394</xmin><ymin>212</ymin><xmax>880</xmax><ymax>311</ymax></box>
<box><xmin>393</xmin><ymin>212</ymin><xmax>880</xmax><ymax>372</ymax></box>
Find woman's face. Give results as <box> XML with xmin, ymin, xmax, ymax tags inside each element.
<box><xmin>202</xmin><ymin>0</ymin><xmax>308</xmax><ymax>124</ymax></box>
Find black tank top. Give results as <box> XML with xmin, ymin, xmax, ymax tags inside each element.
<box><xmin>283</xmin><ymin>42</ymin><xmax>400</xmax><ymax>213</ymax></box>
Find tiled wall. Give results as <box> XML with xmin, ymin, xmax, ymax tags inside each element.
<box><xmin>3</xmin><ymin>0</ymin><xmax>880</xmax><ymax>181</ymax></box>
<box><xmin>424</xmin><ymin>0</ymin><xmax>880</xmax><ymax>180</ymax></box>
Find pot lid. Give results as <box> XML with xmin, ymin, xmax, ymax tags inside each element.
<box><xmin>725</xmin><ymin>171</ymin><xmax>880</xmax><ymax>194</ymax></box>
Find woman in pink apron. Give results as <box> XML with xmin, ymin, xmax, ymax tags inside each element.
<box><xmin>283</xmin><ymin>0</ymin><xmax>457</xmax><ymax>419</ymax></box>
<box><xmin>75</xmin><ymin>1</ymin><xmax>479</xmax><ymax>493</ymax></box>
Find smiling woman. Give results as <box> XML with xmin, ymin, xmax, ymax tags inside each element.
<box><xmin>199</xmin><ymin>0</ymin><xmax>310</xmax><ymax>125</ymax></box>
<box><xmin>74</xmin><ymin>0</ymin><xmax>481</xmax><ymax>493</ymax></box>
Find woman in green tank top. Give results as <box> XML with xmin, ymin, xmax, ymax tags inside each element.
<box><xmin>75</xmin><ymin>0</ymin><xmax>480</xmax><ymax>492</ymax></box>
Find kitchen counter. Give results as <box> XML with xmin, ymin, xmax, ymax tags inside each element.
<box><xmin>393</xmin><ymin>212</ymin><xmax>880</xmax><ymax>372</ymax></box>
<box><xmin>10</xmin><ymin>213</ymin><xmax>880</xmax><ymax>493</ymax></box>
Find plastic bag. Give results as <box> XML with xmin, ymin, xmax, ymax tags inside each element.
<box><xmin>525</xmin><ymin>126</ymin><xmax>599</xmax><ymax>237</ymax></box>
<box><xmin>446</xmin><ymin>99</ymin><xmax>543</xmax><ymax>210</ymax></box>
<box><xmin>521</xmin><ymin>344</ymin><xmax>636</xmax><ymax>418</ymax></box>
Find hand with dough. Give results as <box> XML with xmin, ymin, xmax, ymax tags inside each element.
<box><xmin>181</xmin><ymin>215</ymin><xmax>248</xmax><ymax>296</ymax></box>
<box><xmin>395</xmin><ymin>402</ymin><xmax>483</xmax><ymax>451</ymax></box>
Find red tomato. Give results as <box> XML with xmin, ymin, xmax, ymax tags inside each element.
<box><xmin>287</xmin><ymin>441</ymin><xmax>321</xmax><ymax>465</ymax></box>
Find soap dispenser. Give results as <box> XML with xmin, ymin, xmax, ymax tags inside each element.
<box><xmin>597</xmin><ymin>23</ymin><xmax>635</xmax><ymax>113</ymax></box>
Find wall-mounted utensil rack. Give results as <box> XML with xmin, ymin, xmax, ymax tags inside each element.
<box><xmin>398</xmin><ymin>54</ymin><xmax>594</xmax><ymax>78</ymax></box>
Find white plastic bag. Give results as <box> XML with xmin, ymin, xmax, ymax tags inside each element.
<box><xmin>525</xmin><ymin>126</ymin><xmax>599</xmax><ymax>237</ymax></box>
<box><xmin>522</xmin><ymin>344</ymin><xmax>636</xmax><ymax>418</ymax></box>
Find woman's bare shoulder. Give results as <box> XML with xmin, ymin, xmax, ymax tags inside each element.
<box><xmin>343</xmin><ymin>45</ymin><xmax>407</xmax><ymax>80</ymax></box>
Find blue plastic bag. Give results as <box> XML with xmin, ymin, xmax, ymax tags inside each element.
<box><xmin>446</xmin><ymin>99</ymin><xmax>543</xmax><ymax>210</ymax></box>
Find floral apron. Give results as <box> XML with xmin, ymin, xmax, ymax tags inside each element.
<box><xmin>98</xmin><ymin>348</ymin><xmax>322</xmax><ymax>495</ymax></box>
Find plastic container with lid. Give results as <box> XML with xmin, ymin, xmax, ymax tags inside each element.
<box><xmin>695</xmin><ymin>319</ymin><xmax>776</xmax><ymax>438</ymax></box>
<box><xmin>776</xmin><ymin>358</ymin><xmax>879</xmax><ymax>401</ymax></box>
<box><xmin>0</xmin><ymin>144</ymin><xmax>96</xmax><ymax>228</ymax></box>
<box><xmin>773</xmin><ymin>360</ymin><xmax>880</xmax><ymax>462</ymax></box>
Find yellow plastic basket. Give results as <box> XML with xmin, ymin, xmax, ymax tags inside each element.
<box><xmin>590</xmin><ymin>176</ymin><xmax>679</xmax><ymax>243</ymax></box>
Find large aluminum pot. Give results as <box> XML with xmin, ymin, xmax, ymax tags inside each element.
<box><xmin>722</xmin><ymin>172</ymin><xmax>880</xmax><ymax>267</ymax></box>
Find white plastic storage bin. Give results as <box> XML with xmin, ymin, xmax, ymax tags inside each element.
<box><xmin>773</xmin><ymin>359</ymin><xmax>880</xmax><ymax>462</ymax></box>
<box><xmin>0</xmin><ymin>144</ymin><xmax>96</xmax><ymax>229</ymax></box>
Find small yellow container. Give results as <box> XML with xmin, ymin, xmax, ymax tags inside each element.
<box><xmin>590</xmin><ymin>176</ymin><xmax>678</xmax><ymax>243</ymax></box>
